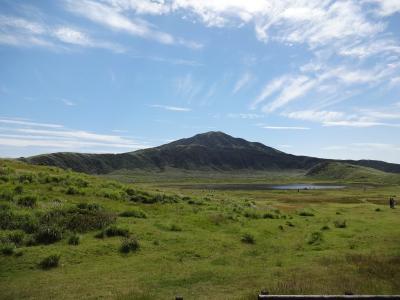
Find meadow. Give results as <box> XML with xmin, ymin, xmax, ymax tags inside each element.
<box><xmin>0</xmin><ymin>159</ymin><xmax>399</xmax><ymax>299</ymax></box>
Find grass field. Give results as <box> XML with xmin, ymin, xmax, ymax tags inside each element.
<box><xmin>0</xmin><ymin>159</ymin><xmax>399</xmax><ymax>299</ymax></box>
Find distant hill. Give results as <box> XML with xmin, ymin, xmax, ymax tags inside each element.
<box><xmin>306</xmin><ymin>161</ymin><xmax>398</xmax><ymax>182</ymax></box>
<box><xmin>20</xmin><ymin>131</ymin><xmax>400</xmax><ymax>175</ymax></box>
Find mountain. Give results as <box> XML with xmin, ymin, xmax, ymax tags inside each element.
<box><xmin>20</xmin><ymin>131</ymin><xmax>400</xmax><ymax>174</ymax></box>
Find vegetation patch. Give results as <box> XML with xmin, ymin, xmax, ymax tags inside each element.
<box><xmin>119</xmin><ymin>209</ymin><xmax>147</xmax><ymax>219</ymax></box>
<box><xmin>241</xmin><ymin>233</ymin><xmax>255</xmax><ymax>244</ymax></box>
<box><xmin>39</xmin><ymin>254</ymin><xmax>60</xmax><ymax>270</ymax></box>
<box><xmin>120</xmin><ymin>237</ymin><xmax>139</xmax><ymax>253</ymax></box>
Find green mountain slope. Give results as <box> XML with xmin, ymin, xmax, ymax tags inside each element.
<box><xmin>20</xmin><ymin>131</ymin><xmax>400</xmax><ymax>175</ymax></box>
<box><xmin>306</xmin><ymin>162</ymin><xmax>400</xmax><ymax>183</ymax></box>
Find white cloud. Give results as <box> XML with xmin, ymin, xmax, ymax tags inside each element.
<box><xmin>284</xmin><ymin>106</ymin><xmax>400</xmax><ymax>128</ymax></box>
<box><xmin>227</xmin><ymin>113</ymin><xmax>263</xmax><ymax>119</ymax></box>
<box><xmin>233</xmin><ymin>72</ymin><xmax>253</xmax><ymax>94</ymax></box>
<box><xmin>65</xmin><ymin>0</ymin><xmax>201</xmax><ymax>49</ymax></box>
<box><xmin>284</xmin><ymin>110</ymin><xmax>345</xmax><ymax>123</ymax></box>
<box><xmin>150</xmin><ymin>104</ymin><xmax>191</xmax><ymax>111</ymax></box>
<box><xmin>368</xmin><ymin>0</ymin><xmax>400</xmax><ymax>16</ymax></box>
<box><xmin>323</xmin><ymin>120</ymin><xmax>400</xmax><ymax>128</ymax></box>
<box><xmin>173</xmin><ymin>74</ymin><xmax>203</xmax><ymax>103</ymax></box>
<box><xmin>0</xmin><ymin>118</ymin><xmax>63</xmax><ymax>128</ymax></box>
<box><xmin>0</xmin><ymin>117</ymin><xmax>149</xmax><ymax>155</ymax></box>
<box><xmin>60</xmin><ymin>98</ymin><xmax>76</xmax><ymax>106</ymax></box>
<box><xmin>262</xmin><ymin>125</ymin><xmax>310</xmax><ymax>130</ymax></box>
<box><xmin>261</xmin><ymin>76</ymin><xmax>316</xmax><ymax>112</ymax></box>
<box><xmin>251</xmin><ymin>75</ymin><xmax>288</xmax><ymax>109</ymax></box>
<box><xmin>0</xmin><ymin>14</ymin><xmax>124</xmax><ymax>52</ymax></box>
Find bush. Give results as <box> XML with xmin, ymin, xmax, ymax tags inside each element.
<box><xmin>120</xmin><ymin>237</ymin><xmax>139</xmax><ymax>253</ymax></box>
<box><xmin>16</xmin><ymin>214</ymin><xmax>39</xmax><ymax>233</ymax></box>
<box><xmin>17</xmin><ymin>195</ymin><xmax>38</xmax><ymax>208</ymax></box>
<box><xmin>19</xmin><ymin>173</ymin><xmax>36</xmax><ymax>184</ymax></box>
<box><xmin>34</xmin><ymin>226</ymin><xmax>63</xmax><ymax>244</ymax></box>
<box><xmin>94</xmin><ymin>231</ymin><xmax>105</xmax><ymax>239</ymax></box>
<box><xmin>298</xmin><ymin>211</ymin><xmax>315</xmax><ymax>217</ymax></box>
<box><xmin>286</xmin><ymin>221</ymin><xmax>295</xmax><ymax>227</ymax></box>
<box><xmin>263</xmin><ymin>212</ymin><xmax>278</xmax><ymax>219</ymax></box>
<box><xmin>308</xmin><ymin>231</ymin><xmax>323</xmax><ymax>245</ymax></box>
<box><xmin>98</xmin><ymin>189</ymin><xmax>126</xmax><ymax>201</ymax></box>
<box><xmin>244</xmin><ymin>210</ymin><xmax>260</xmax><ymax>219</ymax></box>
<box><xmin>14</xmin><ymin>185</ymin><xmax>24</xmax><ymax>195</ymax></box>
<box><xmin>241</xmin><ymin>233</ymin><xmax>255</xmax><ymax>244</ymax></box>
<box><xmin>7</xmin><ymin>231</ymin><xmax>25</xmax><ymax>246</ymax></box>
<box><xmin>321</xmin><ymin>225</ymin><xmax>330</xmax><ymax>231</ymax></box>
<box><xmin>65</xmin><ymin>186</ymin><xmax>84</xmax><ymax>195</ymax></box>
<box><xmin>39</xmin><ymin>206</ymin><xmax>116</xmax><ymax>233</ymax></box>
<box><xmin>105</xmin><ymin>226</ymin><xmax>130</xmax><ymax>237</ymax></box>
<box><xmin>1</xmin><ymin>243</ymin><xmax>15</xmax><ymax>256</ymax></box>
<box><xmin>119</xmin><ymin>209</ymin><xmax>147</xmax><ymax>219</ymax></box>
<box><xmin>68</xmin><ymin>234</ymin><xmax>80</xmax><ymax>245</ymax></box>
<box><xmin>0</xmin><ymin>189</ymin><xmax>14</xmax><ymax>201</ymax></box>
<box><xmin>334</xmin><ymin>220</ymin><xmax>347</xmax><ymax>228</ymax></box>
<box><xmin>76</xmin><ymin>203</ymin><xmax>101</xmax><ymax>211</ymax></box>
<box><xmin>169</xmin><ymin>224</ymin><xmax>182</xmax><ymax>232</ymax></box>
<box><xmin>39</xmin><ymin>254</ymin><xmax>60</xmax><ymax>269</ymax></box>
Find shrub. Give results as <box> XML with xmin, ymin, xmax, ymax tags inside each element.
<box><xmin>17</xmin><ymin>195</ymin><xmax>38</xmax><ymax>208</ymax></box>
<box><xmin>286</xmin><ymin>221</ymin><xmax>295</xmax><ymax>227</ymax></box>
<box><xmin>105</xmin><ymin>226</ymin><xmax>130</xmax><ymax>237</ymax></box>
<box><xmin>308</xmin><ymin>231</ymin><xmax>323</xmax><ymax>245</ymax></box>
<box><xmin>334</xmin><ymin>220</ymin><xmax>347</xmax><ymax>228</ymax></box>
<box><xmin>94</xmin><ymin>231</ymin><xmax>105</xmax><ymax>239</ymax></box>
<box><xmin>98</xmin><ymin>189</ymin><xmax>125</xmax><ymax>201</ymax></box>
<box><xmin>14</xmin><ymin>185</ymin><xmax>24</xmax><ymax>195</ymax></box>
<box><xmin>39</xmin><ymin>254</ymin><xmax>60</xmax><ymax>270</ymax></box>
<box><xmin>34</xmin><ymin>226</ymin><xmax>63</xmax><ymax>244</ymax></box>
<box><xmin>16</xmin><ymin>214</ymin><xmax>39</xmax><ymax>233</ymax></box>
<box><xmin>244</xmin><ymin>210</ymin><xmax>260</xmax><ymax>219</ymax></box>
<box><xmin>0</xmin><ymin>189</ymin><xmax>14</xmax><ymax>201</ymax></box>
<box><xmin>263</xmin><ymin>212</ymin><xmax>278</xmax><ymax>219</ymax></box>
<box><xmin>19</xmin><ymin>173</ymin><xmax>36</xmax><ymax>184</ymax></box>
<box><xmin>39</xmin><ymin>206</ymin><xmax>116</xmax><ymax>233</ymax></box>
<box><xmin>1</xmin><ymin>243</ymin><xmax>15</xmax><ymax>256</ymax></box>
<box><xmin>68</xmin><ymin>234</ymin><xmax>80</xmax><ymax>245</ymax></box>
<box><xmin>169</xmin><ymin>224</ymin><xmax>182</xmax><ymax>232</ymax></box>
<box><xmin>120</xmin><ymin>237</ymin><xmax>139</xmax><ymax>253</ymax></box>
<box><xmin>7</xmin><ymin>231</ymin><xmax>25</xmax><ymax>246</ymax></box>
<box><xmin>241</xmin><ymin>233</ymin><xmax>255</xmax><ymax>244</ymax></box>
<box><xmin>321</xmin><ymin>225</ymin><xmax>330</xmax><ymax>231</ymax></box>
<box><xmin>298</xmin><ymin>211</ymin><xmax>314</xmax><ymax>217</ymax></box>
<box><xmin>65</xmin><ymin>186</ymin><xmax>84</xmax><ymax>195</ymax></box>
<box><xmin>0</xmin><ymin>209</ymin><xmax>14</xmax><ymax>230</ymax></box>
<box><xmin>76</xmin><ymin>203</ymin><xmax>101</xmax><ymax>211</ymax></box>
<box><xmin>119</xmin><ymin>209</ymin><xmax>147</xmax><ymax>219</ymax></box>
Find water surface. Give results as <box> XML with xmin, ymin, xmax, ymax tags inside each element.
<box><xmin>176</xmin><ymin>183</ymin><xmax>346</xmax><ymax>190</ymax></box>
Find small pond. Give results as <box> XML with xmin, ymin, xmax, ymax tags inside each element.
<box><xmin>175</xmin><ymin>183</ymin><xmax>346</xmax><ymax>190</ymax></box>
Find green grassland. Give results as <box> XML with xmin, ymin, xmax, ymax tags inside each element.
<box><xmin>0</xmin><ymin>159</ymin><xmax>400</xmax><ymax>299</ymax></box>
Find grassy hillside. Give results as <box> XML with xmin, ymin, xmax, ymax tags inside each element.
<box><xmin>1</xmin><ymin>159</ymin><xmax>400</xmax><ymax>299</ymax></box>
<box><xmin>22</xmin><ymin>132</ymin><xmax>400</xmax><ymax>176</ymax></box>
<box><xmin>306</xmin><ymin>162</ymin><xmax>400</xmax><ymax>184</ymax></box>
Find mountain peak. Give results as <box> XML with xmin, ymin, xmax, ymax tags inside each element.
<box><xmin>163</xmin><ymin>131</ymin><xmax>252</xmax><ymax>149</ymax></box>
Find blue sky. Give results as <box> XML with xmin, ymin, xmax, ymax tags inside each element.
<box><xmin>1</xmin><ymin>0</ymin><xmax>400</xmax><ymax>163</ymax></box>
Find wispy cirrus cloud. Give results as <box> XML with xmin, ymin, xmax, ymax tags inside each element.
<box><xmin>65</xmin><ymin>0</ymin><xmax>202</xmax><ymax>49</ymax></box>
<box><xmin>232</xmin><ymin>72</ymin><xmax>253</xmax><ymax>94</ymax></box>
<box><xmin>60</xmin><ymin>98</ymin><xmax>76</xmax><ymax>106</ymax></box>
<box><xmin>0</xmin><ymin>117</ymin><xmax>149</xmax><ymax>156</ymax></box>
<box><xmin>262</xmin><ymin>125</ymin><xmax>310</xmax><ymax>130</ymax></box>
<box><xmin>150</xmin><ymin>104</ymin><xmax>191</xmax><ymax>112</ymax></box>
<box><xmin>284</xmin><ymin>104</ymin><xmax>400</xmax><ymax>128</ymax></box>
<box><xmin>0</xmin><ymin>14</ymin><xmax>125</xmax><ymax>52</ymax></box>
